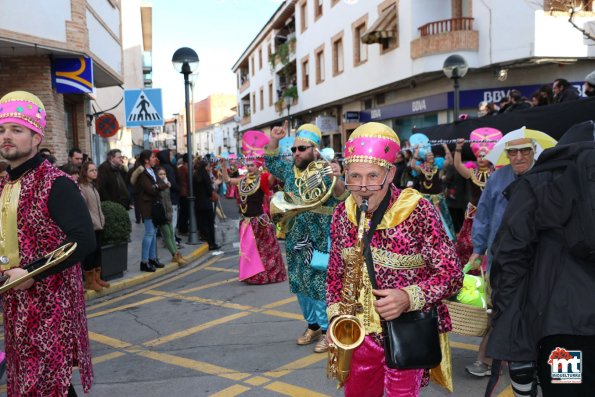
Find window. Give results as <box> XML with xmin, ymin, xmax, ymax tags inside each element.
<box><xmin>353</xmin><ymin>18</ymin><xmax>368</xmax><ymax>66</ymax></box>
<box><xmin>301</xmin><ymin>56</ymin><xmax>310</xmax><ymax>90</ymax></box>
<box><xmin>252</xmin><ymin>92</ymin><xmax>256</xmax><ymax>113</ymax></box>
<box><xmin>315</xmin><ymin>45</ymin><xmax>325</xmax><ymax>84</ymax></box>
<box><xmin>268</xmin><ymin>82</ymin><xmax>273</xmax><ymax>106</ymax></box>
<box><xmin>250</xmin><ymin>57</ymin><xmax>255</xmax><ymax>76</ymax></box>
<box><xmin>258</xmin><ymin>48</ymin><xmax>263</xmax><ymax>70</ymax></box>
<box><xmin>260</xmin><ymin>87</ymin><xmax>264</xmax><ymax>110</ymax></box>
<box><xmin>332</xmin><ymin>33</ymin><xmax>344</xmax><ymax>76</ymax></box>
<box><xmin>267</xmin><ymin>44</ymin><xmax>272</xmax><ymax>63</ymax></box>
<box><xmin>300</xmin><ymin>0</ymin><xmax>308</xmax><ymax>33</ymax></box>
<box><xmin>314</xmin><ymin>0</ymin><xmax>323</xmax><ymax>20</ymax></box>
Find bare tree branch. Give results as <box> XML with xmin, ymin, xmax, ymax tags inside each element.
<box><xmin>568</xmin><ymin>3</ymin><xmax>595</xmax><ymax>42</ymax></box>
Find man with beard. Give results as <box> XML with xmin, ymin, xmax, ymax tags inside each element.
<box><xmin>265</xmin><ymin>121</ymin><xmax>346</xmax><ymax>353</ymax></box>
<box><xmin>0</xmin><ymin>91</ymin><xmax>95</xmax><ymax>396</ymax></box>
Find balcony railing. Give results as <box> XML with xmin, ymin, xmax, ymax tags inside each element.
<box><xmin>418</xmin><ymin>17</ymin><xmax>474</xmax><ymax>37</ymax></box>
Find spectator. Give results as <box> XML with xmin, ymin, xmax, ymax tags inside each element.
<box><xmin>391</xmin><ymin>151</ymin><xmax>407</xmax><ymax>189</ymax></box>
<box><xmin>97</xmin><ymin>148</ymin><xmax>130</xmax><ymax>209</ymax></box>
<box><xmin>79</xmin><ymin>161</ymin><xmax>109</xmax><ymax>292</ymax></box>
<box><xmin>157</xmin><ymin>149</ymin><xmax>181</xmax><ymax>241</ymax></box>
<box><xmin>132</xmin><ymin>150</ymin><xmax>167</xmax><ymax>272</ymax></box>
<box><xmin>552</xmin><ymin>78</ymin><xmax>580</xmax><ymax>103</ymax></box>
<box><xmin>176</xmin><ymin>153</ymin><xmax>190</xmax><ymax>235</ymax></box>
<box><xmin>465</xmin><ymin>138</ymin><xmax>537</xmax><ymax>378</ymax></box>
<box><xmin>583</xmin><ymin>70</ymin><xmax>595</xmax><ymax>97</ymax></box>
<box><xmin>488</xmin><ymin>125</ymin><xmax>595</xmax><ymax>396</ymax></box>
<box><xmin>504</xmin><ymin>90</ymin><xmax>532</xmax><ymax>112</ymax></box>
<box><xmin>61</xmin><ymin>163</ymin><xmax>80</xmax><ymax>183</ymax></box>
<box><xmin>478</xmin><ymin>101</ymin><xmax>499</xmax><ymax>117</ymax></box>
<box><xmin>65</xmin><ymin>147</ymin><xmax>83</xmax><ymax>169</ymax></box>
<box><xmin>193</xmin><ymin>160</ymin><xmax>220</xmax><ymax>250</ymax></box>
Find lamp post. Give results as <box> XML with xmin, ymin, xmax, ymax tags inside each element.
<box><xmin>442</xmin><ymin>54</ymin><xmax>468</xmax><ymax>121</ymax></box>
<box><xmin>284</xmin><ymin>94</ymin><xmax>293</xmax><ymax>135</ymax></box>
<box><xmin>172</xmin><ymin>47</ymin><xmax>200</xmax><ymax>245</ymax></box>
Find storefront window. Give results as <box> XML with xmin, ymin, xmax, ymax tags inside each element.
<box><xmin>393</xmin><ymin>114</ymin><xmax>438</xmax><ymax>143</ymax></box>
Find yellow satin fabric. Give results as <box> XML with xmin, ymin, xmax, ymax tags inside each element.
<box><xmin>430</xmin><ymin>333</ymin><xmax>454</xmax><ymax>392</ymax></box>
<box><xmin>345</xmin><ymin>188</ymin><xmax>422</xmax><ymax>229</ymax></box>
<box><xmin>0</xmin><ymin>180</ymin><xmax>22</xmax><ymax>270</ymax></box>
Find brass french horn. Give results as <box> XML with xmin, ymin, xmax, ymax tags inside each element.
<box><xmin>270</xmin><ymin>148</ymin><xmax>337</xmax><ymax>233</ymax></box>
<box><xmin>0</xmin><ymin>242</ymin><xmax>77</xmax><ymax>293</ymax></box>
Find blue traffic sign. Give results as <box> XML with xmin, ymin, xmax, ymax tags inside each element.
<box><xmin>124</xmin><ymin>88</ymin><xmax>164</xmax><ymax>127</ymax></box>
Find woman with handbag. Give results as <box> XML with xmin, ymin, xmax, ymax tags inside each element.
<box><xmin>326</xmin><ymin>123</ymin><xmax>463</xmax><ymax>396</ymax></box>
<box><xmin>220</xmin><ymin>131</ymin><xmax>286</xmax><ymax>285</ymax></box>
<box><xmin>132</xmin><ymin>150</ymin><xmax>168</xmax><ymax>272</ymax></box>
<box><xmin>79</xmin><ymin>161</ymin><xmax>110</xmax><ymax>291</ymax></box>
<box><xmin>154</xmin><ymin>167</ymin><xmax>187</xmax><ymax>266</ymax></box>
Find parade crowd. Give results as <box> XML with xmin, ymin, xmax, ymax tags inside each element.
<box><xmin>0</xmin><ymin>71</ymin><xmax>592</xmax><ymax>396</ymax></box>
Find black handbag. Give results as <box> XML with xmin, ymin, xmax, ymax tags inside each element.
<box><xmin>358</xmin><ymin>191</ymin><xmax>442</xmax><ymax>370</ymax></box>
<box><xmin>151</xmin><ymin>200</ymin><xmax>167</xmax><ymax>226</ymax></box>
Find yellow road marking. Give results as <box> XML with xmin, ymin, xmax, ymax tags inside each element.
<box><xmin>244</xmin><ymin>376</ymin><xmax>271</xmax><ymax>386</ymax></box>
<box><xmin>146</xmin><ymin>290</ymin><xmax>257</xmax><ymax>312</ymax></box>
<box><xmin>143</xmin><ymin>311</ymin><xmax>252</xmax><ymax>347</ymax></box>
<box><xmin>264</xmin><ymin>353</ymin><xmax>327</xmax><ymax>378</ymax></box>
<box><xmin>205</xmin><ymin>266</ymin><xmax>238</xmax><ymax>273</ymax></box>
<box><xmin>218</xmin><ymin>254</ymin><xmax>239</xmax><ymax>262</ymax></box>
<box><xmin>92</xmin><ymin>351</ymin><xmax>125</xmax><ymax>364</ymax></box>
<box><xmin>178</xmin><ymin>277</ymin><xmax>237</xmax><ymax>294</ymax></box>
<box><xmin>261</xmin><ymin>296</ymin><xmax>296</xmax><ymax>309</ymax></box>
<box><xmin>450</xmin><ymin>340</ymin><xmax>480</xmax><ymax>352</ymax></box>
<box><xmin>88</xmin><ymin>296</ymin><xmax>165</xmax><ymax>319</ymax></box>
<box><xmin>86</xmin><ymin>255</ymin><xmax>220</xmax><ymax>312</ymax></box>
<box><xmin>261</xmin><ymin>309</ymin><xmax>303</xmax><ymax>321</ymax></box>
<box><xmin>88</xmin><ymin>331</ymin><xmax>133</xmax><ymax>349</ymax></box>
<box><xmin>265</xmin><ymin>381</ymin><xmax>330</xmax><ymax>397</ymax></box>
<box><xmin>497</xmin><ymin>385</ymin><xmax>515</xmax><ymax>396</ymax></box>
<box><xmin>209</xmin><ymin>385</ymin><xmax>251</xmax><ymax>396</ymax></box>
<box><xmin>136</xmin><ymin>350</ymin><xmax>252</xmax><ymax>381</ymax></box>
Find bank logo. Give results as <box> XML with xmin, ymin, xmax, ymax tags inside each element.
<box><xmin>548</xmin><ymin>347</ymin><xmax>582</xmax><ymax>384</ymax></box>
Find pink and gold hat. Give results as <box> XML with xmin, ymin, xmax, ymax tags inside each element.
<box><xmin>242</xmin><ymin>130</ymin><xmax>270</xmax><ymax>167</ymax></box>
<box><xmin>0</xmin><ymin>91</ymin><xmax>46</xmax><ymax>137</ymax></box>
<box><xmin>344</xmin><ymin>122</ymin><xmax>401</xmax><ymax>169</ymax></box>
<box><xmin>469</xmin><ymin>127</ymin><xmax>502</xmax><ymax>159</ymax></box>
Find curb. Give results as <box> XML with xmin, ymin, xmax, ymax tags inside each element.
<box><xmin>84</xmin><ymin>244</ymin><xmax>210</xmax><ymax>300</ymax></box>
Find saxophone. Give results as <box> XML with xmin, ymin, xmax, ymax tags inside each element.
<box><xmin>327</xmin><ymin>199</ymin><xmax>368</xmax><ymax>388</ymax></box>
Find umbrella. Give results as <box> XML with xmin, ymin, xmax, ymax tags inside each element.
<box><xmin>485</xmin><ymin>127</ymin><xmax>557</xmax><ymax>167</ymax></box>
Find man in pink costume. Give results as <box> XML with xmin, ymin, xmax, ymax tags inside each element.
<box><xmin>0</xmin><ymin>91</ymin><xmax>95</xmax><ymax>396</ymax></box>
<box><xmin>326</xmin><ymin>122</ymin><xmax>462</xmax><ymax>396</ymax></box>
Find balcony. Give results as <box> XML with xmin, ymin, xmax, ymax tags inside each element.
<box><xmin>410</xmin><ymin>17</ymin><xmax>478</xmax><ymax>59</ymax></box>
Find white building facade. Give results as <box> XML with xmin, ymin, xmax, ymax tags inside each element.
<box><xmin>232</xmin><ymin>0</ymin><xmax>595</xmax><ymax>152</ymax></box>
<box><xmin>195</xmin><ymin>116</ymin><xmax>240</xmax><ymax>157</ymax></box>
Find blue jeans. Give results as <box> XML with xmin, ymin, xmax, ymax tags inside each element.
<box><xmin>142</xmin><ymin>219</ymin><xmax>157</xmax><ymax>262</ymax></box>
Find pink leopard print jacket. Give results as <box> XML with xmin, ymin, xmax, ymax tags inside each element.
<box><xmin>327</xmin><ymin>186</ymin><xmax>463</xmax><ymax>335</ymax></box>
<box><xmin>0</xmin><ymin>160</ymin><xmax>93</xmax><ymax>396</ymax></box>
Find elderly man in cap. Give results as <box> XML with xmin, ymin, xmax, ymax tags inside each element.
<box><xmin>266</xmin><ymin>121</ymin><xmax>346</xmax><ymax>353</ymax></box>
<box><xmin>584</xmin><ymin>70</ymin><xmax>595</xmax><ymax>97</ymax></box>
<box><xmin>465</xmin><ymin>138</ymin><xmax>536</xmax><ymax>378</ymax></box>
<box><xmin>326</xmin><ymin>122</ymin><xmax>461</xmax><ymax>395</ymax></box>
<box><xmin>0</xmin><ymin>91</ymin><xmax>95</xmax><ymax>396</ymax></box>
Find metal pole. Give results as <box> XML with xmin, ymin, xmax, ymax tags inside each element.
<box><xmin>453</xmin><ymin>76</ymin><xmax>460</xmax><ymax>121</ymax></box>
<box><xmin>286</xmin><ymin>103</ymin><xmax>291</xmax><ymax>136</ymax></box>
<box><xmin>184</xmin><ymin>70</ymin><xmax>199</xmax><ymax>245</ymax></box>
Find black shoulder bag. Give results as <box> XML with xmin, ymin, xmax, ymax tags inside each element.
<box><xmin>357</xmin><ymin>190</ymin><xmax>441</xmax><ymax>370</ymax></box>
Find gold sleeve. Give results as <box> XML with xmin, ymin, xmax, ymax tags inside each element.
<box><xmin>402</xmin><ymin>284</ymin><xmax>426</xmax><ymax>312</ymax></box>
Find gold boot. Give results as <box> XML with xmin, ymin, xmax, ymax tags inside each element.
<box><xmin>84</xmin><ymin>270</ymin><xmax>103</xmax><ymax>292</ymax></box>
<box><xmin>173</xmin><ymin>252</ymin><xmax>188</xmax><ymax>266</ymax></box>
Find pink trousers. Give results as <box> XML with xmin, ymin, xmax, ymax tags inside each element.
<box><xmin>344</xmin><ymin>335</ymin><xmax>424</xmax><ymax>397</ymax></box>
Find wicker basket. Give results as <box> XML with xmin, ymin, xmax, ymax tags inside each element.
<box><xmin>444</xmin><ymin>299</ymin><xmax>489</xmax><ymax>337</ymax></box>
<box><xmin>445</xmin><ymin>266</ymin><xmax>490</xmax><ymax>337</ymax></box>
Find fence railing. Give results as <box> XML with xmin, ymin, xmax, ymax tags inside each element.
<box><xmin>418</xmin><ymin>17</ymin><xmax>474</xmax><ymax>37</ymax></box>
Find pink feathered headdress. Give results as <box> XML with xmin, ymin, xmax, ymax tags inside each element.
<box><xmin>469</xmin><ymin>127</ymin><xmax>502</xmax><ymax>159</ymax></box>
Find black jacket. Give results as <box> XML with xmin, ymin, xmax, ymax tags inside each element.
<box><xmin>193</xmin><ymin>168</ymin><xmax>214</xmax><ymax>211</ymax></box>
<box><xmin>97</xmin><ymin>160</ymin><xmax>130</xmax><ymax>209</ymax></box>
<box><xmin>487</xmin><ymin>145</ymin><xmax>595</xmax><ymax>362</ymax></box>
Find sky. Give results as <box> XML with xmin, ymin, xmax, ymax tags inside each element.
<box><xmin>150</xmin><ymin>0</ymin><xmax>283</xmax><ymax>117</ymax></box>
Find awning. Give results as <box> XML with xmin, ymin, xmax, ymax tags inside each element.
<box><xmin>361</xmin><ymin>4</ymin><xmax>397</xmax><ymax>45</ymax></box>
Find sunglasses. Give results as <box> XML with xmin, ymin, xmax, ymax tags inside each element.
<box><xmin>290</xmin><ymin>145</ymin><xmax>313</xmax><ymax>153</ymax></box>
<box><xmin>506</xmin><ymin>147</ymin><xmax>533</xmax><ymax>156</ymax></box>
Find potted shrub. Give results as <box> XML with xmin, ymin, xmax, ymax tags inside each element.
<box><xmin>100</xmin><ymin>201</ymin><xmax>132</xmax><ymax>280</ymax></box>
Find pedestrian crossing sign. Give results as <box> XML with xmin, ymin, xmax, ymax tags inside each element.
<box><xmin>124</xmin><ymin>88</ymin><xmax>164</xmax><ymax>127</ymax></box>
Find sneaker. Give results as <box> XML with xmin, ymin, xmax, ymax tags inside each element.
<box><xmin>313</xmin><ymin>334</ymin><xmax>329</xmax><ymax>353</ymax></box>
<box><xmin>296</xmin><ymin>328</ymin><xmax>322</xmax><ymax>345</ymax></box>
<box><xmin>465</xmin><ymin>361</ymin><xmax>491</xmax><ymax>377</ymax></box>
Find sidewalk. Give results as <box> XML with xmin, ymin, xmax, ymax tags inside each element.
<box><xmin>84</xmin><ymin>211</ymin><xmax>239</xmax><ymax>300</ymax></box>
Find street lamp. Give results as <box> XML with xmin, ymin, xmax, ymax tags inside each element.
<box><xmin>172</xmin><ymin>47</ymin><xmax>200</xmax><ymax>245</ymax></box>
<box><xmin>284</xmin><ymin>94</ymin><xmax>293</xmax><ymax>135</ymax></box>
<box><xmin>442</xmin><ymin>54</ymin><xmax>468</xmax><ymax>121</ymax></box>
